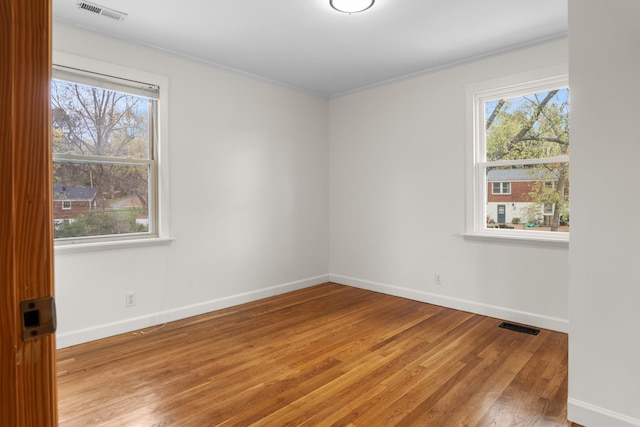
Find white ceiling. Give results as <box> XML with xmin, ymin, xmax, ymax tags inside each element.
<box><xmin>53</xmin><ymin>0</ymin><xmax>567</xmax><ymax>98</ymax></box>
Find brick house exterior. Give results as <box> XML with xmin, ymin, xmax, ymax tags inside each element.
<box><xmin>53</xmin><ymin>183</ymin><xmax>98</xmax><ymax>221</ymax></box>
<box><xmin>486</xmin><ymin>168</ymin><xmax>558</xmax><ymax>225</ymax></box>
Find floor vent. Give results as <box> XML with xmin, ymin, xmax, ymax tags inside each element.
<box><xmin>499</xmin><ymin>322</ymin><xmax>540</xmax><ymax>335</ymax></box>
<box><xmin>76</xmin><ymin>1</ymin><xmax>127</xmax><ymax>21</ymax></box>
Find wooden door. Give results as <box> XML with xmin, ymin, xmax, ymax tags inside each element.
<box><xmin>1</xmin><ymin>0</ymin><xmax>58</xmax><ymax>426</ymax></box>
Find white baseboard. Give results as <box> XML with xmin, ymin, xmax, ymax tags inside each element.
<box><xmin>56</xmin><ymin>273</ymin><xmax>568</xmax><ymax>348</ymax></box>
<box><xmin>568</xmin><ymin>398</ymin><xmax>640</xmax><ymax>427</ymax></box>
<box><xmin>330</xmin><ymin>274</ymin><xmax>568</xmax><ymax>333</ymax></box>
<box><xmin>56</xmin><ymin>274</ymin><xmax>330</xmax><ymax>349</ymax></box>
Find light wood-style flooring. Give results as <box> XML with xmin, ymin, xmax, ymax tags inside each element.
<box><xmin>57</xmin><ymin>283</ymin><xmax>580</xmax><ymax>426</ymax></box>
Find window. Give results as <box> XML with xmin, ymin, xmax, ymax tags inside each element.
<box><xmin>468</xmin><ymin>73</ymin><xmax>569</xmax><ymax>240</ymax></box>
<box><xmin>492</xmin><ymin>182</ymin><xmax>511</xmax><ymax>195</ymax></box>
<box><xmin>52</xmin><ymin>65</ymin><xmax>160</xmax><ymax>242</ymax></box>
<box><xmin>544</xmin><ymin>203</ymin><xmax>554</xmax><ymax>215</ymax></box>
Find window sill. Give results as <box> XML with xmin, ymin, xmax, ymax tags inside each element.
<box><xmin>54</xmin><ymin>236</ymin><xmax>175</xmax><ymax>255</ymax></box>
<box><xmin>461</xmin><ymin>232</ymin><xmax>569</xmax><ymax>247</ymax></box>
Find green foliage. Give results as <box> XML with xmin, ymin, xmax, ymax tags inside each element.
<box><xmin>54</xmin><ymin>210</ymin><xmax>148</xmax><ymax>239</ymax></box>
<box><xmin>486</xmin><ymin>90</ymin><xmax>569</xmax><ymax>162</ymax></box>
<box><xmin>523</xmin><ymin>204</ymin><xmax>543</xmax><ymax>225</ymax></box>
<box><xmin>511</xmin><ymin>217</ymin><xmax>521</xmax><ymax>225</ymax></box>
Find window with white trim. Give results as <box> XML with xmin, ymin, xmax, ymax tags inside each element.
<box><xmin>469</xmin><ymin>74</ymin><xmax>569</xmax><ymax>239</ymax></box>
<box><xmin>52</xmin><ymin>66</ymin><xmax>159</xmax><ymax>242</ymax></box>
<box><xmin>492</xmin><ymin>182</ymin><xmax>511</xmax><ymax>195</ymax></box>
<box><xmin>543</xmin><ymin>203</ymin><xmax>555</xmax><ymax>215</ymax></box>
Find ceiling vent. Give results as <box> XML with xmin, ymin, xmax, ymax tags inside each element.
<box><xmin>76</xmin><ymin>1</ymin><xmax>127</xmax><ymax>21</ymax></box>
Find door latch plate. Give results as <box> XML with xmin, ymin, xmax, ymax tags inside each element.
<box><xmin>20</xmin><ymin>297</ymin><xmax>56</xmax><ymax>341</ymax></box>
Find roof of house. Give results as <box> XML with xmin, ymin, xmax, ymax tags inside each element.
<box><xmin>53</xmin><ymin>183</ymin><xmax>97</xmax><ymax>201</ymax></box>
<box><xmin>487</xmin><ymin>168</ymin><xmax>559</xmax><ymax>182</ymax></box>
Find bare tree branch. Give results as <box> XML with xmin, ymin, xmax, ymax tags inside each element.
<box><xmin>486</xmin><ymin>99</ymin><xmax>505</xmax><ymax>130</ymax></box>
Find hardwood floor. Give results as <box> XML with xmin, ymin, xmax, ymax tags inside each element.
<box><xmin>57</xmin><ymin>283</ymin><xmax>579</xmax><ymax>426</ymax></box>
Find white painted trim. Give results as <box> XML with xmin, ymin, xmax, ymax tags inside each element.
<box><xmin>56</xmin><ymin>274</ymin><xmax>330</xmax><ymax>348</ymax></box>
<box><xmin>52</xmin><ymin>50</ymin><xmax>172</xmax><ymax>244</ymax></box>
<box><xmin>465</xmin><ymin>65</ymin><xmax>569</xmax><ymax>243</ymax></box>
<box><xmin>461</xmin><ymin>232</ymin><xmax>569</xmax><ymax>246</ymax></box>
<box><xmin>330</xmin><ymin>274</ymin><xmax>568</xmax><ymax>333</ymax></box>
<box><xmin>568</xmin><ymin>398</ymin><xmax>640</xmax><ymax>427</ymax></box>
<box><xmin>55</xmin><ymin>236</ymin><xmax>175</xmax><ymax>254</ymax></box>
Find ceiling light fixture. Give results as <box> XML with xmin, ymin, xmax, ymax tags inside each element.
<box><xmin>330</xmin><ymin>0</ymin><xmax>375</xmax><ymax>14</ymax></box>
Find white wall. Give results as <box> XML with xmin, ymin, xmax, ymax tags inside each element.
<box><xmin>568</xmin><ymin>1</ymin><xmax>640</xmax><ymax>425</ymax></box>
<box><xmin>329</xmin><ymin>40</ymin><xmax>570</xmax><ymax>332</ymax></box>
<box><xmin>53</xmin><ymin>23</ymin><xmax>330</xmax><ymax>348</ymax></box>
<box><xmin>52</xmin><ymin>9</ymin><xmax>640</xmax><ymax>424</ymax></box>
<box><xmin>54</xmin><ymin>23</ymin><xmax>571</xmax><ymax>349</ymax></box>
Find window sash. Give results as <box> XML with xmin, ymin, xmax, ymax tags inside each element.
<box><xmin>52</xmin><ymin>159</ymin><xmax>156</xmax><ymax>237</ymax></box>
<box><xmin>52</xmin><ymin>67</ymin><xmax>159</xmax><ymax>242</ymax></box>
<box><xmin>468</xmin><ymin>73</ymin><xmax>569</xmax><ymax>241</ymax></box>
<box><xmin>53</xmin><ymin>153</ymin><xmax>154</xmax><ymax>167</ymax></box>
<box><xmin>53</xmin><ymin>65</ymin><xmax>159</xmax><ymax>100</ymax></box>
<box><xmin>479</xmin><ymin>156</ymin><xmax>569</xmax><ymax>169</ymax></box>
<box><xmin>491</xmin><ymin>182</ymin><xmax>511</xmax><ymax>195</ymax></box>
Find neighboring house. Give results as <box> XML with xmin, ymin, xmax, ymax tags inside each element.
<box><xmin>486</xmin><ymin>168</ymin><xmax>558</xmax><ymax>225</ymax></box>
<box><xmin>53</xmin><ymin>183</ymin><xmax>98</xmax><ymax>222</ymax></box>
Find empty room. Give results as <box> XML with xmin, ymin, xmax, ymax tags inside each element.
<box><xmin>2</xmin><ymin>0</ymin><xmax>639</xmax><ymax>426</ymax></box>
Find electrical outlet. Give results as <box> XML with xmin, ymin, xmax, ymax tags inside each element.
<box><xmin>125</xmin><ymin>291</ymin><xmax>136</xmax><ymax>307</ymax></box>
<box><xmin>434</xmin><ymin>273</ymin><xmax>443</xmax><ymax>286</ymax></box>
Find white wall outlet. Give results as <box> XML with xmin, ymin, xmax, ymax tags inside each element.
<box><xmin>125</xmin><ymin>291</ymin><xmax>137</xmax><ymax>307</ymax></box>
<box><xmin>434</xmin><ymin>273</ymin><xmax>443</xmax><ymax>286</ymax></box>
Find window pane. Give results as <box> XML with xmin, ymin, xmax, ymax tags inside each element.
<box><xmin>486</xmin><ymin>164</ymin><xmax>569</xmax><ymax>232</ymax></box>
<box><xmin>52</xmin><ymin>79</ymin><xmax>152</xmax><ymax>159</ymax></box>
<box><xmin>53</xmin><ymin>162</ymin><xmax>150</xmax><ymax>239</ymax></box>
<box><xmin>485</xmin><ymin>88</ymin><xmax>569</xmax><ymax>162</ymax></box>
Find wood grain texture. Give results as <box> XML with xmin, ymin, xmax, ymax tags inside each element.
<box><xmin>0</xmin><ymin>2</ymin><xmax>19</xmax><ymax>425</ymax></box>
<box><xmin>58</xmin><ymin>283</ymin><xmax>579</xmax><ymax>426</ymax></box>
<box><xmin>0</xmin><ymin>0</ymin><xmax>57</xmax><ymax>425</ymax></box>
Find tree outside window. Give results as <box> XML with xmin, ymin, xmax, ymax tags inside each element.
<box><xmin>52</xmin><ymin>69</ymin><xmax>158</xmax><ymax>240</ymax></box>
<box><xmin>472</xmin><ymin>75</ymin><xmax>569</xmax><ymax>238</ymax></box>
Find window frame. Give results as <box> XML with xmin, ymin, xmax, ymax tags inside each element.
<box><xmin>543</xmin><ymin>203</ymin><xmax>555</xmax><ymax>215</ymax></box>
<box><xmin>491</xmin><ymin>182</ymin><xmax>511</xmax><ymax>195</ymax></box>
<box><xmin>52</xmin><ymin>52</ymin><xmax>171</xmax><ymax>250</ymax></box>
<box><xmin>465</xmin><ymin>68</ymin><xmax>569</xmax><ymax>244</ymax></box>
<box><xmin>61</xmin><ymin>201</ymin><xmax>72</xmax><ymax>210</ymax></box>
